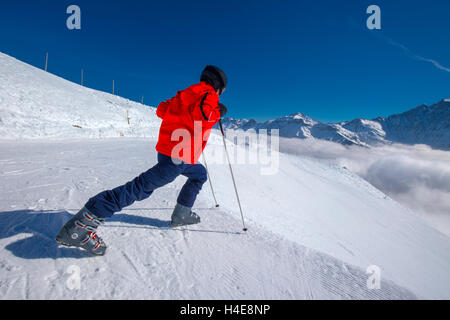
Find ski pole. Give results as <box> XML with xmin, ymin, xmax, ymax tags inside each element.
<box><xmin>219</xmin><ymin>120</ymin><xmax>248</xmax><ymax>232</ymax></box>
<box><xmin>202</xmin><ymin>153</ymin><xmax>219</xmax><ymax>208</ymax></box>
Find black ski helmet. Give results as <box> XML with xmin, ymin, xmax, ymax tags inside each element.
<box><xmin>200</xmin><ymin>65</ymin><xmax>227</xmax><ymax>93</ymax></box>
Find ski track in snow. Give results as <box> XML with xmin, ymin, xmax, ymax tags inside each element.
<box><xmin>0</xmin><ymin>139</ymin><xmax>420</xmax><ymax>299</ymax></box>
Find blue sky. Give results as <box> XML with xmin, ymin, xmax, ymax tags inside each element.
<box><xmin>0</xmin><ymin>0</ymin><xmax>449</xmax><ymax>122</ymax></box>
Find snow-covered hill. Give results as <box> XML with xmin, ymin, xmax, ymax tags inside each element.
<box><xmin>1</xmin><ymin>52</ymin><xmax>450</xmax><ymax>299</ymax></box>
<box><xmin>221</xmin><ymin>100</ymin><xmax>450</xmax><ymax>150</ymax></box>
<box><xmin>0</xmin><ymin>53</ymin><xmax>160</xmax><ymax>140</ymax></box>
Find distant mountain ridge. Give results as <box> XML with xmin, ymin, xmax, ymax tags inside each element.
<box><xmin>220</xmin><ymin>99</ymin><xmax>450</xmax><ymax>150</ymax></box>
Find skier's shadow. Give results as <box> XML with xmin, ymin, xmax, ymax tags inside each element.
<box><xmin>0</xmin><ymin>209</ymin><xmax>92</xmax><ymax>260</ymax></box>
<box><xmin>0</xmin><ymin>209</ymin><xmax>241</xmax><ymax>260</ymax></box>
<box><xmin>109</xmin><ymin>212</ymin><xmax>171</xmax><ymax>228</ymax></box>
<box><xmin>110</xmin><ymin>211</ymin><xmax>242</xmax><ymax>235</ymax></box>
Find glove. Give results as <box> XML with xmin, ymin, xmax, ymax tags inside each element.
<box><xmin>219</xmin><ymin>103</ymin><xmax>227</xmax><ymax>117</ymax></box>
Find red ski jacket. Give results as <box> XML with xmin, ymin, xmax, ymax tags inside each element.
<box><xmin>155</xmin><ymin>82</ymin><xmax>221</xmax><ymax>165</ymax></box>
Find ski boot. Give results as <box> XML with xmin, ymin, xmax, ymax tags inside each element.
<box><xmin>56</xmin><ymin>207</ymin><xmax>107</xmax><ymax>256</ymax></box>
<box><xmin>171</xmin><ymin>203</ymin><xmax>201</xmax><ymax>227</ymax></box>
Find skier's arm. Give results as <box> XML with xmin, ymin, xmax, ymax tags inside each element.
<box><xmin>156</xmin><ymin>93</ymin><xmax>179</xmax><ymax>119</ymax></box>
<box><xmin>156</xmin><ymin>101</ymin><xmax>169</xmax><ymax>119</ymax></box>
<box><xmin>192</xmin><ymin>93</ymin><xmax>221</xmax><ymax>125</ymax></box>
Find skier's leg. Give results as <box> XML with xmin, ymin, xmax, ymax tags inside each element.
<box><xmin>171</xmin><ymin>163</ymin><xmax>208</xmax><ymax>226</ymax></box>
<box><xmin>177</xmin><ymin>163</ymin><xmax>208</xmax><ymax>208</ymax></box>
<box><xmin>56</xmin><ymin>153</ymin><xmax>184</xmax><ymax>253</ymax></box>
<box><xmin>85</xmin><ymin>153</ymin><xmax>184</xmax><ymax>218</ymax></box>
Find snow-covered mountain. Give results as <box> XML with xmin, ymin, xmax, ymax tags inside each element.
<box><xmin>221</xmin><ymin>100</ymin><xmax>450</xmax><ymax>150</ymax></box>
<box><xmin>1</xmin><ymin>52</ymin><xmax>450</xmax><ymax>299</ymax></box>
<box><xmin>369</xmin><ymin>100</ymin><xmax>450</xmax><ymax>150</ymax></box>
<box><xmin>221</xmin><ymin>113</ymin><xmax>368</xmax><ymax>147</ymax></box>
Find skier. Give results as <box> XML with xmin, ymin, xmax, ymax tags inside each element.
<box><xmin>56</xmin><ymin>65</ymin><xmax>228</xmax><ymax>255</ymax></box>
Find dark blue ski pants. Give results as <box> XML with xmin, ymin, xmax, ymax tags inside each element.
<box><xmin>85</xmin><ymin>153</ymin><xmax>208</xmax><ymax>218</ymax></box>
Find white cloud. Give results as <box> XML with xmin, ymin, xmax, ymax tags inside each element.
<box><xmin>415</xmin><ymin>56</ymin><xmax>450</xmax><ymax>73</ymax></box>
<box><xmin>278</xmin><ymin>138</ymin><xmax>450</xmax><ymax>236</ymax></box>
<box><xmin>384</xmin><ymin>35</ymin><xmax>450</xmax><ymax>73</ymax></box>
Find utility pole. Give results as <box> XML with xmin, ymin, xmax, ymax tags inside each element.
<box><xmin>44</xmin><ymin>53</ymin><xmax>48</xmax><ymax>72</ymax></box>
<box><xmin>141</xmin><ymin>96</ymin><xmax>144</xmax><ymax>104</ymax></box>
<box><xmin>112</xmin><ymin>80</ymin><xmax>115</xmax><ymax>95</ymax></box>
<box><xmin>81</xmin><ymin>69</ymin><xmax>84</xmax><ymax>86</ymax></box>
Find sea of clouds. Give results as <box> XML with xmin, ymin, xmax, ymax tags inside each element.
<box><xmin>278</xmin><ymin>138</ymin><xmax>450</xmax><ymax>236</ymax></box>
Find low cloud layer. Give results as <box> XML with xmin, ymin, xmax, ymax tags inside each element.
<box><xmin>278</xmin><ymin>138</ymin><xmax>450</xmax><ymax>236</ymax></box>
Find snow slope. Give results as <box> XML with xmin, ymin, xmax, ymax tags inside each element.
<box><xmin>0</xmin><ymin>139</ymin><xmax>418</xmax><ymax>299</ymax></box>
<box><xmin>1</xmin><ymin>52</ymin><xmax>450</xmax><ymax>299</ymax></box>
<box><xmin>0</xmin><ymin>53</ymin><xmax>160</xmax><ymax>140</ymax></box>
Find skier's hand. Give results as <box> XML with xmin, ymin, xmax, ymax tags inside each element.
<box><xmin>219</xmin><ymin>103</ymin><xmax>227</xmax><ymax>117</ymax></box>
